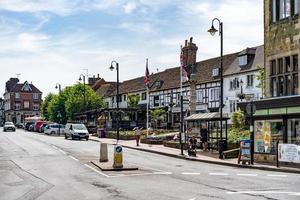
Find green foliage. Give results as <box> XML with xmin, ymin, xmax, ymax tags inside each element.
<box><xmin>228</xmin><ymin>110</ymin><xmax>250</xmax><ymax>143</ymax></box>
<box><xmin>150</xmin><ymin>108</ymin><xmax>166</xmax><ymax>129</ymax></box>
<box><xmin>45</xmin><ymin>83</ymin><xmax>105</xmax><ymax>123</ymax></box>
<box><xmin>256</xmin><ymin>64</ymin><xmax>266</xmax><ymax>97</ymax></box>
<box><xmin>127</xmin><ymin>94</ymin><xmax>140</xmax><ymax>108</ymax></box>
<box><xmin>41</xmin><ymin>93</ymin><xmax>55</xmax><ymax>120</ymax></box>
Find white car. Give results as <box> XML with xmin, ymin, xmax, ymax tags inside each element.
<box><xmin>44</xmin><ymin>124</ymin><xmax>65</xmax><ymax>135</ymax></box>
<box><xmin>3</xmin><ymin>122</ymin><xmax>16</xmax><ymax>132</ymax></box>
<box><xmin>64</xmin><ymin>123</ymin><xmax>89</xmax><ymax>140</ymax></box>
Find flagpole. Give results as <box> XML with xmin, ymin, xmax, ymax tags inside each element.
<box><xmin>146</xmin><ymin>58</ymin><xmax>149</xmax><ymax>137</ymax></box>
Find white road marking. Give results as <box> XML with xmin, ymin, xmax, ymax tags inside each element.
<box><xmin>84</xmin><ymin>164</ymin><xmax>109</xmax><ymax>178</ymax></box>
<box><xmin>182</xmin><ymin>172</ymin><xmax>201</xmax><ymax>175</ymax></box>
<box><xmin>267</xmin><ymin>174</ymin><xmax>287</xmax><ymax>177</ymax></box>
<box><xmin>209</xmin><ymin>173</ymin><xmax>229</xmax><ymax>176</ymax></box>
<box><xmin>58</xmin><ymin>149</ymin><xmax>67</xmax><ymax>155</ymax></box>
<box><xmin>69</xmin><ymin>156</ymin><xmax>79</xmax><ymax>161</ymax></box>
<box><xmin>227</xmin><ymin>191</ymin><xmax>300</xmax><ymax>196</ymax></box>
<box><xmin>109</xmin><ymin>171</ymin><xmax>172</xmax><ymax>178</ymax></box>
<box><xmin>153</xmin><ymin>172</ymin><xmax>173</xmax><ymax>175</ymax></box>
<box><xmin>236</xmin><ymin>174</ymin><xmax>257</xmax><ymax>177</ymax></box>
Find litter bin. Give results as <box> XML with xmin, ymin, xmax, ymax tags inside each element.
<box><xmin>98</xmin><ymin>128</ymin><xmax>106</xmax><ymax>138</ymax></box>
<box><xmin>218</xmin><ymin>140</ymin><xmax>227</xmax><ymax>159</ymax></box>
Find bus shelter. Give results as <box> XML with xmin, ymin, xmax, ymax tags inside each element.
<box><xmin>185</xmin><ymin>112</ymin><xmax>229</xmax><ymax>151</ymax></box>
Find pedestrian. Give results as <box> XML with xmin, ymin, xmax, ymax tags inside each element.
<box><xmin>200</xmin><ymin>124</ymin><xmax>208</xmax><ymax>151</ymax></box>
<box><xmin>134</xmin><ymin>127</ymin><xmax>142</xmax><ymax>146</ymax></box>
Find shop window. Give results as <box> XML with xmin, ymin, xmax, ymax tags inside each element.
<box><xmin>293</xmin><ymin>74</ymin><xmax>299</xmax><ymax>94</ymax></box>
<box><xmin>271</xmin><ymin>77</ymin><xmax>277</xmax><ymax>97</ymax></box>
<box><xmin>293</xmin><ymin>54</ymin><xmax>298</xmax><ymax>71</ymax></box>
<box><xmin>254</xmin><ymin>120</ymin><xmax>283</xmax><ymax>154</ymax></box>
<box><xmin>271</xmin><ymin>60</ymin><xmax>276</xmax><ymax>75</ymax></box>
<box><xmin>287</xmin><ymin>119</ymin><xmax>300</xmax><ymax>144</ymax></box>
<box><xmin>278</xmin><ymin>76</ymin><xmax>284</xmax><ymax>96</ymax></box>
<box><xmin>285</xmin><ymin>56</ymin><xmax>291</xmax><ymax>72</ymax></box>
<box><xmin>278</xmin><ymin>58</ymin><xmax>283</xmax><ymax>74</ymax></box>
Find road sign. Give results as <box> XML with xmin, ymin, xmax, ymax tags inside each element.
<box><xmin>113</xmin><ymin>144</ymin><xmax>123</xmax><ymax>168</ymax></box>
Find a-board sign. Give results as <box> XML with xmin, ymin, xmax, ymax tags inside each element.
<box><xmin>278</xmin><ymin>144</ymin><xmax>300</xmax><ymax>163</ymax></box>
<box><xmin>238</xmin><ymin>139</ymin><xmax>251</xmax><ymax>164</ymax></box>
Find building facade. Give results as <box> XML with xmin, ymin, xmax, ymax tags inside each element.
<box><xmin>4</xmin><ymin>78</ymin><xmax>43</xmax><ymax>124</ymax></box>
<box><xmin>239</xmin><ymin>0</ymin><xmax>300</xmax><ymax>163</ymax></box>
<box><xmin>0</xmin><ymin>98</ymin><xmax>4</xmax><ymax>126</ymax></box>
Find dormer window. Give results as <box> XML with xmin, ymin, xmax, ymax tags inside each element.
<box><xmin>239</xmin><ymin>55</ymin><xmax>247</xmax><ymax>66</ymax></box>
<box><xmin>212</xmin><ymin>68</ymin><xmax>219</xmax><ymax>77</ymax></box>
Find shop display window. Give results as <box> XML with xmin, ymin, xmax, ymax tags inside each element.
<box><xmin>287</xmin><ymin>118</ymin><xmax>300</xmax><ymax>145</ymax></box>
<box><xmin>254</xmin><ymin>120</ymin><xmax>283</xmax><ymax>154</ymax></box>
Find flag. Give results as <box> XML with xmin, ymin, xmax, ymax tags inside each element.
<box><xmin>144</xmin><ymin>58</ymin><xmax>150</xmax><ymax>87</ymax></box>
<box><xmin>180</xmin><ymin>48</ymin><xmax>189</xmax><ymax>82</ymax></box>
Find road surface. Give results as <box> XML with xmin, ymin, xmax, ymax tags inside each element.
<box><xmin>0</xmin><ymin>129</ymin><xmax>299</xmax><ymax>200</ymax></box>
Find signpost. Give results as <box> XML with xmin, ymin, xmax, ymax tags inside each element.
<box><xmin>246</xmin><ymin>101</ymin><xmax>256</xmax><ymax>165</ymax></box>
<box><xmin>278</xmin><ymin>144</ymin><xmax>300</xmax><ymax>164</ymax></box>
<box><xmin>113</xmin><ymin>144</ymin><xmax>123</xmax><ymax>168</ymax></box>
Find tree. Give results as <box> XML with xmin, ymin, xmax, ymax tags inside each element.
<box><xmin>127</xmin><ymin>94</ymin><xmax>140</xmax><ymax>108</ymax></box>
<box><xmin>228</xmin><ymin>109</ymin><xmax>250</xmax><ymax>143</ymax></box>
<box><xmin>47</xmin><ymin>94</ymin><xmax>67</xmax><ymax>123</ymax></box>
<box><xmin>150</xmin><ymin>108</ymin><xmax>165</xmax><ymax>129</ymax></box>
<box><xmin>41</xmin><ymin>93</ymin><xmax>55</xmax><ymax>120</ymax></box>
<box><xmin>64</xmin><ymin>83</ymin><xmax>105</xmax><ymax>121</ymax></box>
<box><xmin>256</xmin><ymin>64</ymin><xmax>266</xmax><ymax>98</ymax></box>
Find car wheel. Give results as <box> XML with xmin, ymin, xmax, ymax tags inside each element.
<box><xmin>50</xmin><ymin>131</ymin><xmax>55</xmax><ymax>135</ymax></box>
<box><xmin>86</xmin><ymin>136</ymin><xmax>89</xmax><ymax>141</ymax></box>
<box><xmin>71</xmin><ymin>135</ymin><xmax>75</xmax><ymax>140</ymax></box>
<box><xmin>65</xmin><ymin>134</ymin><xmax>68</xmax><ymax>139</ymax></box>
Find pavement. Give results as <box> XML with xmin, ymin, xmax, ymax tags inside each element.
<box><xmin>90</xmin><ymin>136</ymin><xmax>300</xmax><ymax>174</ymax></box>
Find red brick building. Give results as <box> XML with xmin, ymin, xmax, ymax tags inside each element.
<box><xmin>4</xmin><ymin>78</ymin><xmax>42</xmax><ymax>124</ymax></box>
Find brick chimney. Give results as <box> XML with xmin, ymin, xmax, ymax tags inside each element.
<box><xmin>182</xmin><ymin>37</ymin><xmax>198</xmax><ymax>66</ymax></box>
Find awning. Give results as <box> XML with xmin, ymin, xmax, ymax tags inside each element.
<box><xmin>185</xmin><ymin>112</ymin><xmax>229</xmax><ymax>121</ymax></box>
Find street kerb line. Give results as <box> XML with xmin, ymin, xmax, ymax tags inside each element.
<box><xmin>84</xmin><ymin>164</ymin><xmax>109</xmax><ymax>178</ymax></box>
<box><xmin>209</xmin><ymin>173</ymin><xmax>228</xmax><ymax>176</ymax></box>
<box><xmin>182</xmin><ymin>172</ymin><xmax>201</xmax><ymax>175</ymax></box>
<box><xmin>227</xmin><ymin>191</ymin><xmax>300</xmax><ymax>196</ymax></box>
<box><xmin>69</xmin><ymin>156</ymin><xmax>79</xmax><ymax>161</ymax></box>
<box><xmin>236</xmin><ymin>174</ymin><xmax>257</xmax><ymax>177</ymax></box>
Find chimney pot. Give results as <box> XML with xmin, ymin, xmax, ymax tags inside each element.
<box><xmin>190</xmin><ymin>37</ymin><xmax>193</xmax><ymax>43</ymax></box>
<box><xmin>98</xmin><ymin>74</ymin><xmax>99</xmax><ymax>78</ymax></box>
<box><xmin>185</xmin><ymin>40</ymin><xmax>188</xmax><ymax>46</ymax></box>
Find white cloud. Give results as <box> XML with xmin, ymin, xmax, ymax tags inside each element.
<box><xmin>123</xmin><ymin>1</ymin><xmax>137</xmax><ymax>14</ymax></box>
<box><xmin>119</xmin><ymin>22</ymin><xmax>154</xmax><ymax>33</ymax></box>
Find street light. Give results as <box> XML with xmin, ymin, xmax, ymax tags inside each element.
<box><xmin>109</xmin><ymin>60</ymin><xmax>120</xmax><ymax>142</ymax></box>
<box><xmin>78</xmin><ymin>74</ymin><xmax>86</xmax><ymax>115</ymax></box>
<box><xmin>55</xmin><ymin>83</ymin><xmax>61</xmax><ymax>94</ymax></box>
<box><xmin>57</xmin><ymin>111</ymin><xmax>62</xmax><ymax>136</ymax></box>
<box><xmin>208</xmin><ymin>18</ymin><xmax>224</xmax><ymax>140</ymax></box>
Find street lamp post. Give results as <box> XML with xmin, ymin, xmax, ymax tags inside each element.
<box><xmin>239</xmin><ymin>79</ymin><xmax>244</xmax><ymax>101</ymax></box>
<box><xmin>57</xmin><ymin>111</ymin><xmax>62</xmax><ymax>136</ymax></box>
<box><xmin>79</xmin><ymin>75</ymin><xmax>86</xmax><ymax>118</ymax></box>
<box><xmin>110</xmin><ymin>61</ymin><xmax>120</xmax><ymax>142</ymax></box>
<box><xmin>208</xmin><ymin>18</ymin><xmax>224</xmax><ymax>140</ymax></box>
<box><xmin>55</xmin><ymin>83</ymin><xmax>62</xmax><ymax>95</ymax></box>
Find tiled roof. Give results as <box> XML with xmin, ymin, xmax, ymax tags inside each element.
<box><xmin>9</xmin><ymin>81</ymin><xmax>42</xmax><ymax>93</ymax></box>
<box><xmin>224</xmin><ymin>45</ymin><xmax>264</xmax><ymax>76</ymax></box>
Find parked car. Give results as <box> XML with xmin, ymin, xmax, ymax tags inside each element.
<box><xmin>3</xmin><ymin>122</ymin><xmax>16</xmax><ymax>132</ymax></box>
<box><xmin>65</xmin><ymin>123</ymin><xmax>89</xmax><ymax>140</ymax></box>
<box><xmin>15</xmin><ymin>123</ymin><xmax>24</xmax><ymax>129</ymax></box>
<box><xmin>38</xmin><ymin>123</ymin><xmax>48</xmax><ymax>133</ymax></box>
<box><xmin>44</xmin><ymin>124</ymin><xmax>65</xmax><ymax>135</ymax></box>
<box><xmin>25</xmin><ymin>122</ymin><xmax>34</xmax><ymax>131</ymax></box>
<box><xmin>28</xmin><ymin>124</ymin><xmax>35</xmax><ymax>131</ymax></box>
<box><xmin>34</xmin><ymin>121</ymin><xmax>46</xmax><ymax>132</ymax></box>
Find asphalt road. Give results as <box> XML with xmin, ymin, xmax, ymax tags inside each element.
<box><xmin>0</xmin><ymin>129</ymin><xmax>299</xmax><ymax>200</ymax></box>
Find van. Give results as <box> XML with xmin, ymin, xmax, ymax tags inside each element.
<box><xmin>64</xmin><ymin>123</ymin><xmax>89</xmax><ymax>140</ymax></box>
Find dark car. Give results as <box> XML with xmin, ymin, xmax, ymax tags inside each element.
<box><xmin>25</xmin><ymin>122</ymin><xmax>34</xmax><ymax>131</ymax></box>
<box><xmin>28</xmin><ymin>124</ymin><xmax>34</xmax><ymax>131</ymax></box>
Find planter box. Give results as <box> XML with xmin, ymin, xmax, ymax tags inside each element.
<box><xmin>225</xmin><ymin>143</ymin><xmax>240</xmax><ymax>158</ymax></box>
<box><xmin>105</xmin><ymin>133</ymin><xmax>135</xmax><ymax>140</ymax></box>
<box><xmin>140</xmin><ymin>138</ymin><xmax>164</xmax><ymax>145</ymax></box>
<box><xmin>163</xmin><ymin>141</ymin><xmax>188</xmax><ymax>150</ymax></box>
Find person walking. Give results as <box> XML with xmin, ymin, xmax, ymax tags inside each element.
<box><xmin>200</xmin><ymin>124</ymin><xmax>208</xmax><ymax>151</ymax></box>
<box><xmin>134</xmin><ymin>127</ymin><xmax>142</xmax><ymax>146</ymax></box>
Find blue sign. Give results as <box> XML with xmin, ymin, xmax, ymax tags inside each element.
<box><xmin>115</xmin><ymin>145</ymin><xmax>122</xmax><ymax>153</ymax></box>
<box><xmin>240</xmin><ymin>139</ymin><xmax>251</xmax><ymax>161</ymax></box>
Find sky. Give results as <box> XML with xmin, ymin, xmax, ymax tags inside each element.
<box><xmin>0</xmin><ymin>0</ymin><xmax>263</xmax><ymax>97</ymax></box>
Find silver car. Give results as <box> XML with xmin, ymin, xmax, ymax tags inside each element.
<box><xmin>3</xmin><ymin>122</ymin><xmax>16</xmax><ymax>132</ymax></box>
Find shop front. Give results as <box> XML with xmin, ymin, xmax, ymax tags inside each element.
<box><xmin>239</xmin><ymin>96</ymin><xmax>300</xmax><ymax>164</ymax></box>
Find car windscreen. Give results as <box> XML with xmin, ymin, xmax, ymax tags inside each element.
<box><xmin>5</xmin><ymin>122</ymin><xmax>13</xmax><ymax>125</ymax></box>
<box><xmin>72</xmin><ymin>124</ymin><xmax>87</xmax><ymax>130</ymax></box>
